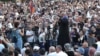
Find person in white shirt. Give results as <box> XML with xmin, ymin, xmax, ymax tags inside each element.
<box><xmin>56</xmin><ymin>45</ymin><xmax>68</xmax><ymax>56</ymax></box>
<box><xmin>39</xmin><ymin>30</ymin><xmax>46</xmax><ymax>48</ymax></box>
<box><xmin>26</xmin><ymin>30</ymin><xmax>35</xmax><ymax>42</ymax></box>
<box><xmin>7</xmin><ymin>20</ymin><xmax>13</xmax><ymax>29</ymax></box>
<box><xmin>0</xmin><ymin>39</ymin><xmax>5</xmax><ymax>52</ymax></box>
<box><xmin>26</xmin><ymin>24</ymin><xmax>35</xmax><ymax>47</ymax></box>
<box><xmin>96</xmin><ymin>35</ymin><xmax>100</xmax><ymax>51</ymax></box>
<box><xmin>21</xmin><ymin>43</ymin><xmax>30</xmax><ymax>56</ymax></box>
<box><xmin>48</xmin><ymin>46</ymin><xmax>57</xmax><ymax>56</ymax></box>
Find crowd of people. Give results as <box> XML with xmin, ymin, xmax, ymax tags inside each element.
<box><xmin>0</xmin><ymin>0</ymin><xmax>100</xmax><ymax>56</ymax></box>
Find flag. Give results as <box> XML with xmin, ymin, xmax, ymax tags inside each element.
<box><xmin>29</xmin><ymin>0</ymin><xmax>35</xmax><ymax>14</ymax></box>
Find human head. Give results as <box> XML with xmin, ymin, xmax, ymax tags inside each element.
<box><xmin>88</xmin><ymin>32</ymin><xmax>94</xmax><ymax>37</ymax></box>
<box><xmin>71</xmin><ymin>28</ymin><xmax>77</xmax><ymax>33</ymax></box>
<box><xmin>24</xmin><ymin>43</ymin><xmax>30</xmax><ymax>47</ymax></box>
<box><xmin>2</xmin><ymin>48</ymin><xmax>8</xmax><ymax>55</ymax></box>
<box><xmin>82</xmin><ymin>41</ymin><xmax>88</xmax><ymax>48</ymax></box>
<box><xmin>39</xmin><ymin>48</ymin><xmax>45</xmax><ymax>55</ymax></box>
<box><xmin>76</xmin><ymin>47</ymin><xmax>85</xmax><ymax>55</ymax></box>
<box><xmin>88</xmin><ymin>47</ymin><xmax>96</xmax><ymax>56</ymax></box>
<box><xmin>15</xmin><ymin>47</ymin><xmax>21</xmax><ymax>54</ymax></box>
<box><xmin>56</xmin><ymin>45</ymin><xmax>62</xmax><ymax>53</ymax></box>
<box><xmin>33</xmin><ymin>45</ymin><xmax>40</xmax><ymax>52</ymax></box>
<box><xmin>79</xmin><ymin>30</ymin><xmax>84</xmax><ymax>36</ymax></box>
<box><xmin>25</xmin><ymin>49</ymin><xmax>32</xmax><ymax>56</ymax></box>
<box><xmin>14</xmin><ymin>22</ymin><xmax>19</xmax><ymax>28</ymax></box>
<box><xmin>64</xmin><ymin>43</ymin><xmax>74</xmax><ymax>51</ymax></box>
<box><xmin>49</xmin><ymin>46</ymin><xmax>56</xmax><ymax>53</ymax></box>
<box><xmin>8</xmin><ymin>51</ymin><xmax>14</xmax><ymax>56</ymax></box>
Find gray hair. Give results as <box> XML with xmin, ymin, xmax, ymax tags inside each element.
<box><xmin>64</xmin><ymin>43</ymin><xmax>74</xmax><ymax>51</ymax></box>
<box><xmin>56</xmin><ymin>45</ymin><xmax>62</xmax><ymax>50</ymax></box>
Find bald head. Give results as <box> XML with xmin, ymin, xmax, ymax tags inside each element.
<box><xmin>82</xmin><ymin>42</ymin><xmax>88</xmax><ymax>48</ymax></box>
<box><xmin>49</xmin><ymin>46</ymin><xmax>56</xmax><ymax>53</ymax></box>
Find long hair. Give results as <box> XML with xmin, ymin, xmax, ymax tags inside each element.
<box><xmin>14</xmin><ymin>22</ymin><xmax>19</xmax><ymax>28</ymax></box>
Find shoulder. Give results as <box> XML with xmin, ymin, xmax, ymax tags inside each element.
<box><xmin>63</xmin><ymin>52</ymin><xmax>68</xmax><ymax>56</ymax></box>
<box><xmin>0</xmin><ymin>44</ymin><xmax>5</xmax><ymax>48</ymax></box>
<box><xmin>96</xmin><ymin>41</ymin><xmax>100</xmax><ymax>45</ymax></box>
<box><xmin>48</xmin><ymin>52</ymin><xmax>57</xmax><ymax>56</ymax></box>
<box><xmin>58</xmin><ymin>51</ymin><xmax>68</xmax><ymax>56</ymax></box>
<box><xmin>26</xmin><ymin>30</ymin><xmax>33</xmax><ymax>33</ymax></box>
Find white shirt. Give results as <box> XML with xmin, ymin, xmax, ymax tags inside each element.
<box><xmin>96</xmin><ymin>41</ymin><xmax>100</xmax><ymax>51</ymax></box>
<box><xmin>80</xmin><ymin>36</ymin><xmax>84</xmax><ymax>41</ymax></box>
<box><xmin>97</xmin><ymin>5</ymin><xmax>100</xmax><ymax>9</ymax></box>
<box><xmin>39</xmin><ymin>32</ymin><xmax>45</xmax><ymax>43</ymax></box>
<box><xmin>21</xmin><ymin>47</ymin><xmax>26</xmax><ymax>56</ymax></box>
<box><xmin>56</xmin><ymin>51</ymin><xmax>68</xmax><ymax>56</ymax></box>
<box><xmin>0</xmin><ymin>15</ymin><xmax>4</xmax><ymax>19</ymax></box>
<box><xmin>7</xmin><ymin>43</ymin><xmax>14</xmax><ymax>49</ymax></box>
<box><xmin>0</xmin><ymin>44</ymin><xmax>5</xmax><ymax>52</ymax></box>
<box><xmin>26</xmin><ymin>30</ymin><xmax>35</xmax><ymax>42</ymax></box>
<box><xmin>0</xmin><ymin>23</ymin><xmax>2</xmax><ymax>29</ymax></box>
<box><xmin>8</xmin><ymin>23</ymin><xmax>13</xmax><ymax>28</ymax></box>
<box><xmin>86</xmin><ymin>11</ymin><xmax>92</xmax><ymax>19</ymax></box>
<box><xmin>18</xmin><ymin>54</ymin><xmax>22</xmax><ymax>56</ymax></box>
<box><xmin>48</xmin><ymin>52</ymin><xmax>57</xmax><ymax>56</ymax></box>
<box><xmin>15</xmin><ymin>12</ymin><xmax>19</xmax><ymax>18</ymax></box>
<box><xmin>45</xmin><ymin>28</ymin><xmax>48</xmax><ymax>34</ymax></box>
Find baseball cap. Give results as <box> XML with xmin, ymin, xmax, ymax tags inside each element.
<box><xmin>33</xmin><ymin>46</ymin><xmax>40</xmax><ymax>50</ymax></box>
<box><xmin>24</xmin><ymin>43</ymin><xmax>30</xmax><ymax>47</ymax></box>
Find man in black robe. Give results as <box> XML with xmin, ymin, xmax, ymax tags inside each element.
<box><xmin>57</xmin><ymin>16</ymin><xmax>70</xmax><ymax>50</ymax></box>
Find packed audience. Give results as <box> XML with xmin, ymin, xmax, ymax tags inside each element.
<box><xmin>0</xmin><ymin>0</ymin><xmax>100</xmax><ymax>56</ymax></box>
